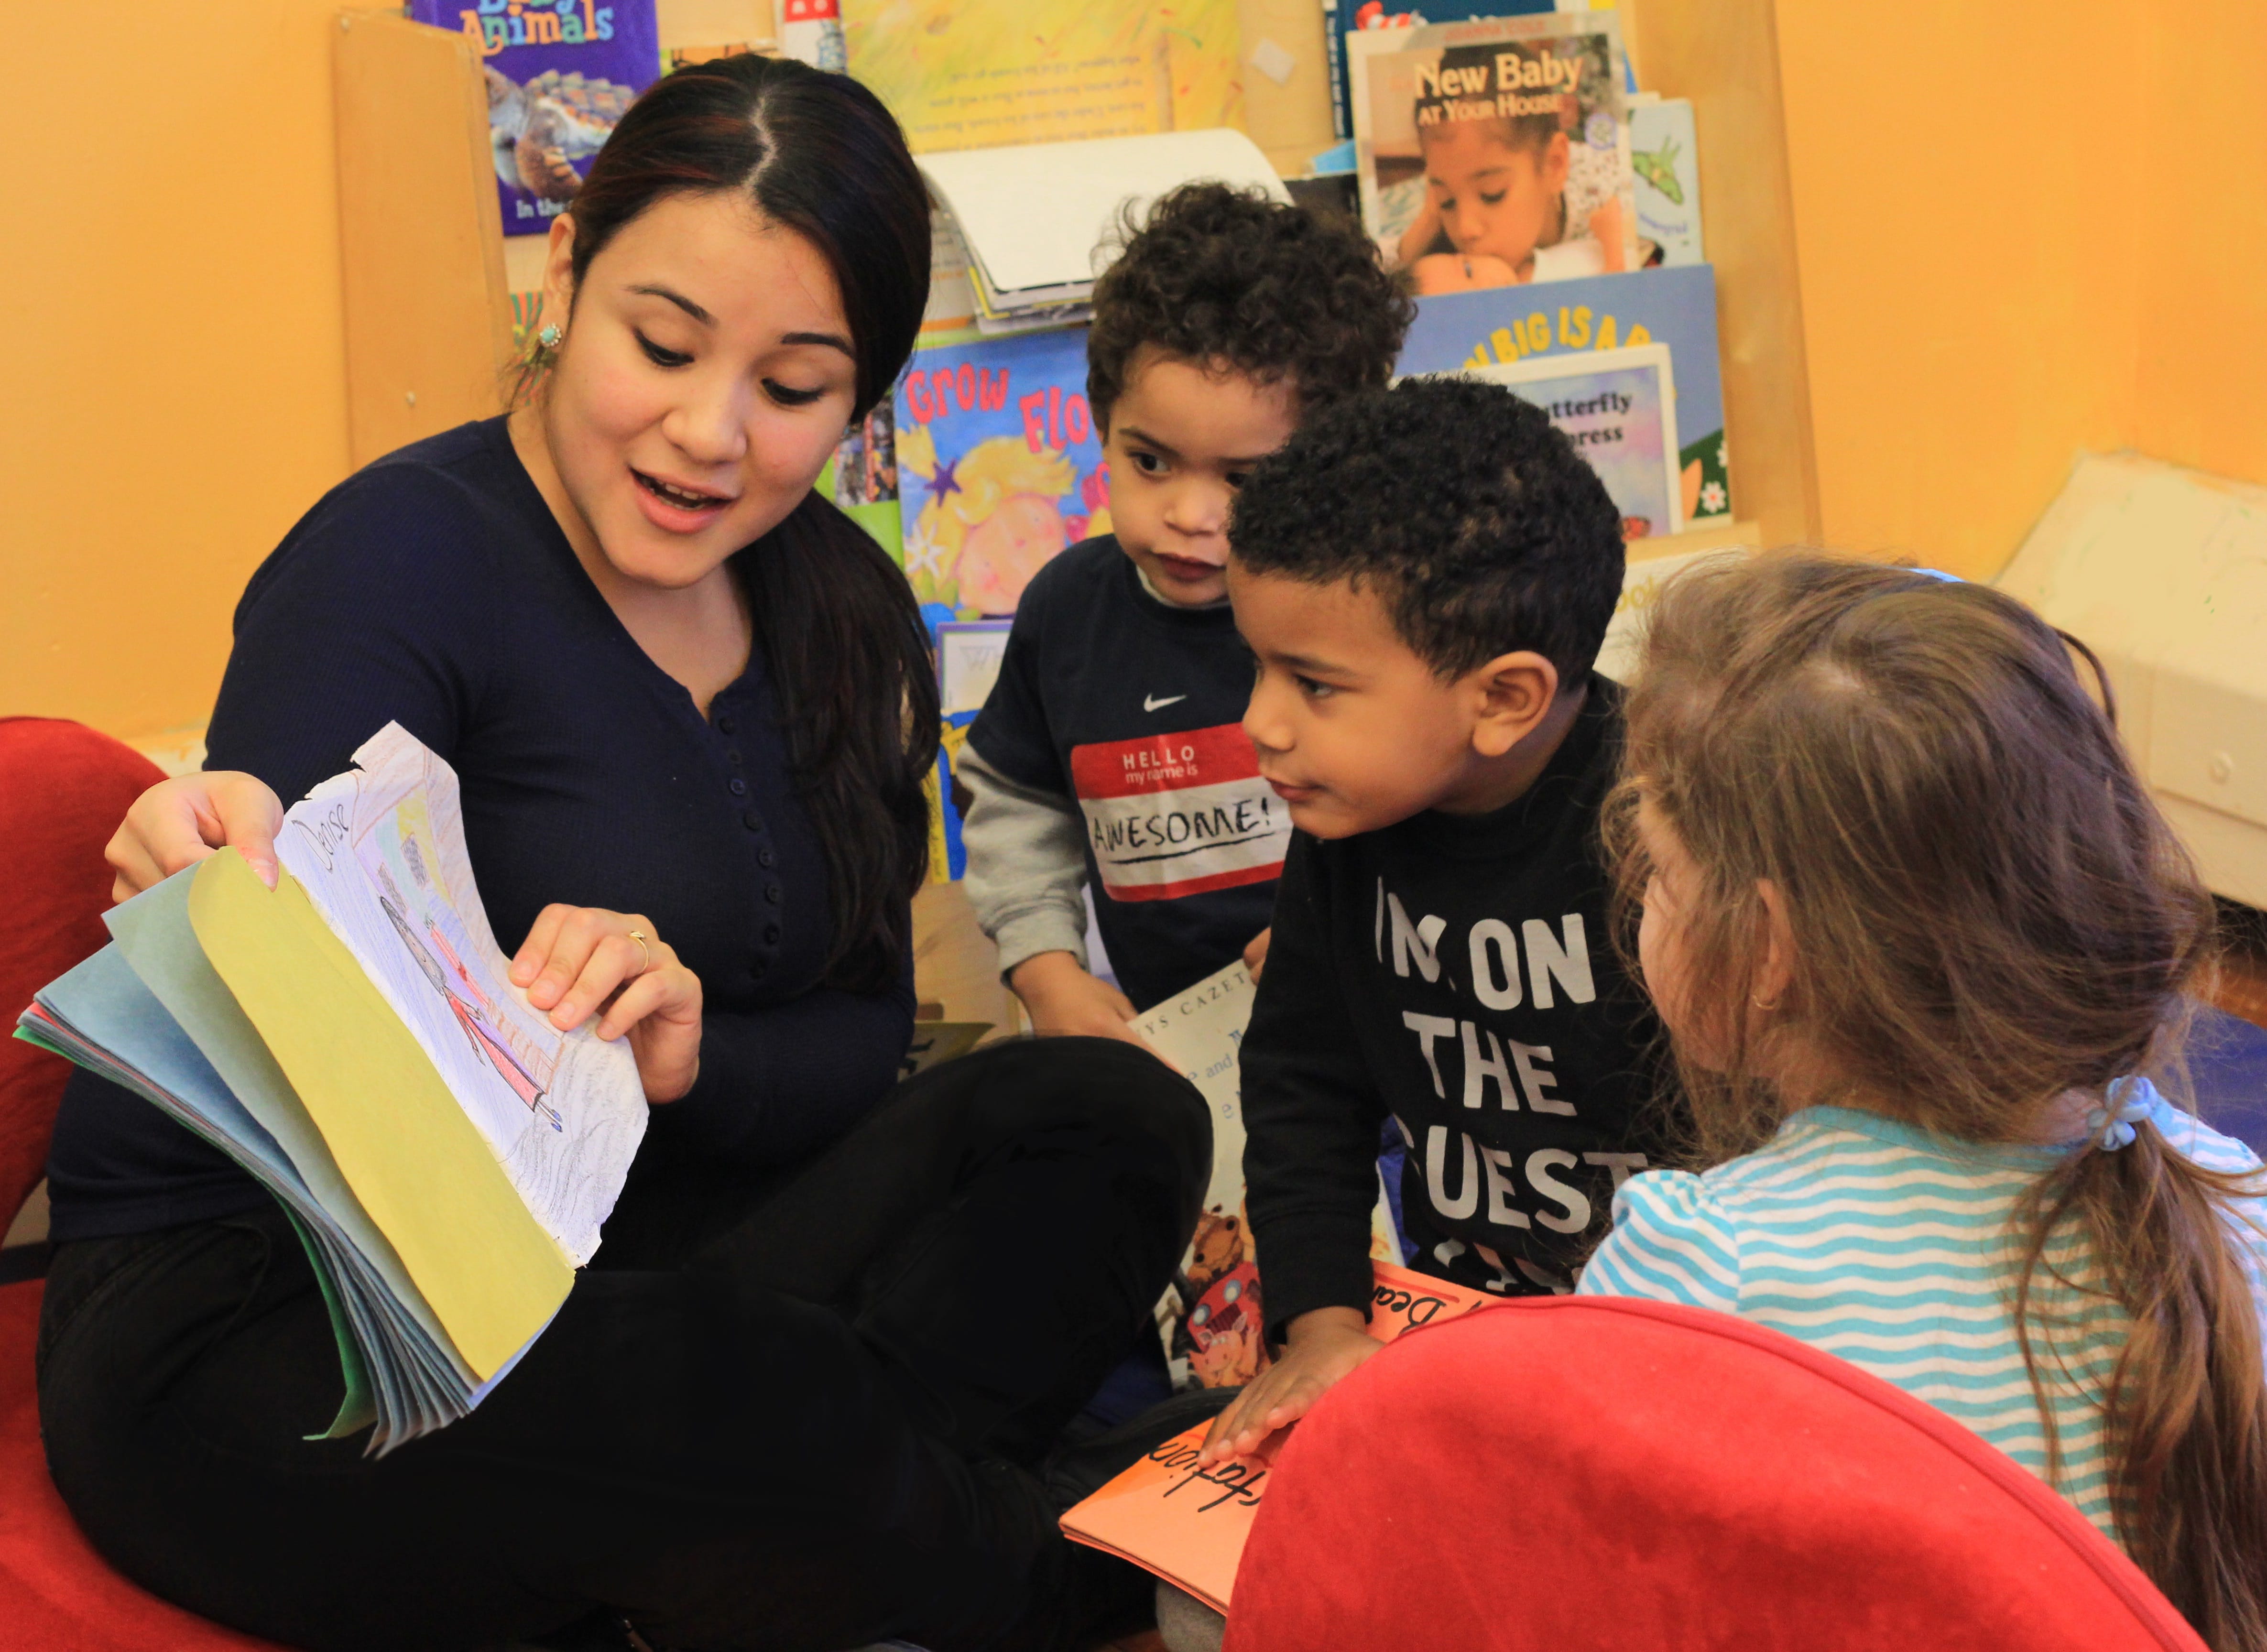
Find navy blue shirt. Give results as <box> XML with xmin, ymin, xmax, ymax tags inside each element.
<box><xmin>46</xmin><ymin>418</ymin><xmax>914</xmax><ymax>1242</ymax></box>
<box><xmin>968</xmin><ymin>537</ymin><xmax>1287</xmax><ymax>1011</ymax></box>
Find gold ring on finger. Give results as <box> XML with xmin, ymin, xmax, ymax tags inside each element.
<box><xmin>626</xmin><ymin>930</ymin><xmax>652</xmax><ymax>976</ymax></box>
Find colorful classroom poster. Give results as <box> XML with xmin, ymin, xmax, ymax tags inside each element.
<box><xmin>409</xmin><ymin>0</ymin><xmax>662</xmax><ymax>236</ymax></box>
<box><xmin>1397</xmin><ymin>264</ymin><xmax>1732</xmax><ymax>524</ymax></box>
<box><xmin>842</xmin><ymin>0</ymin><xmax>1241</xmax><ymax>154</ymax></box>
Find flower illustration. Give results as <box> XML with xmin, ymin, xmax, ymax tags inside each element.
<box><xmin>1699</xmin><ymin>480</ymin><xmax>1728</xmax><ymax>515</ymax></box>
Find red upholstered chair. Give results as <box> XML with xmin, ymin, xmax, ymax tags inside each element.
<box><xmin>1223</xmin><ymin>1297</ymin><xmax>2205</xmax><ymax>1652</ymax></box>
<box><xmin>0</xmin><ymin>717</ymin><xmax>285</xmax><ymax>1651</ymax></box>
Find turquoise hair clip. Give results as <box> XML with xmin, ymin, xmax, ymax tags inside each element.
<box><xmin>2084</xmin><ymin>1078</ymin><xmax>2154</xmax><ymax>1152</ymax></box>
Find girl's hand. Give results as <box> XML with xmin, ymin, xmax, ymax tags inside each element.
<box><xmin>1396</xmin><ymin>197</ymin><xmax>1443</xmax><ymax>269</ymax></box>
<box><xmin>511</xmin><ymin>906</ymin><xmax>703</xmax><ymax>1104</ymax></box>
<box><xmin>1198</xmin><ymin>1306</ymin><xmax>1379</xmax><ymax>1465</ymax></box>
<box><xmin>1008</xmin><ymin>950</ymin><xmax>1146</xmax><ymax>1046</ymax></box>
<box><xmin>106</xmin><ymin>771</ymin><xmax>284</xmax><ymax>902</ymax></box>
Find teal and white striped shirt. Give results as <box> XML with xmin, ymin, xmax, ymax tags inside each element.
<box><xmin>1578</xmin><ymin>1093</ymin><xmax>2267</xmax><ymax>1546</ymax></box>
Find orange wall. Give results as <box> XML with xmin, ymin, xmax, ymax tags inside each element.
<box><xmin>0</xmin><ymin>1</ymin><xmax>353</xmax><ymax>743</ymax></box>
<box><xmin>1771</xmin><ymin>0</ymin><xmax>2148</xmax><ymax>577</ymax></box>
<box><xmin>2132</xmin><ymin>0</ymin><xmax>2267</xmax><ymax>488</ymax></box>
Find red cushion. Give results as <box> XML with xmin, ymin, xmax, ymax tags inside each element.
<box><xmin>0</xmin><ymin>1281</ymin><xmax>285</xmax><ymax>1650</ymax></box>
<box><xmin>0</xmin><ymin>718</ymin><xmax>164</xmax><ymax>1231</ymax></box>
<box><xmin>1223</xmin><ymin>1297</ymin><xmax>2205</xmax><ymax>1652</ymax></box>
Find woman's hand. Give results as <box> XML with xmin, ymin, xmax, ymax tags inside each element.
<box><xmin>1198</xmin><ymin>1306</ymin><xmax>1379</xmax><ymax>1465</ymax></box>
<box><xmin>511</xmin><ymin>906</ymin><xmax>703</xmax><ymax>1104</ymax></box>
<box><xmin>1242</xmin><ymin>927</ymin><xmax>1273</xmax><ymax>982</ymax></box>
<box><xmin>106</xmin><ymin>771</ymin><xmax>285</xmax><ymax>902</ymax></box>
<box><xmin>1008</xmin><ymin>950</ymin><xmax>1145</xmax><ymax>1045</ymax></box>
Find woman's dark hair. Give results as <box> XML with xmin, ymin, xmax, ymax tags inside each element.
<box><xmin>1085</xmin><ymin>182</ymin><xmax>1415</xmax><ymax>434</ymax></box>
<box><xmin>549</xmin><ymin>57</ymin><xmax>939</xmax><ymax>990</ymax></box>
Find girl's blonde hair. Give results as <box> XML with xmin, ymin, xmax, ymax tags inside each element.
<box><xmin>1608</xmin><ymin>552</ymin><xmax>2267</xmax><ymax>1649</ymax></box>
<box><xmin>911</xmin><ymin>435</ymin><xmax>1072</xmax><ymax>564</ymax></box>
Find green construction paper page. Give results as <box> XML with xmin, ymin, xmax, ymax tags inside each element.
<box><xmin>281</xmin><ymin>1207</ymin><xmax>378</xmax><ymax>1439</ymax></box>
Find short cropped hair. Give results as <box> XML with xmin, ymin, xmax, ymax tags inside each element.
<box><xmin>1086</xmin><ymin>183</ymin><xmax>1415</xmax><ymax>433</ymax></box>
<box><xmin>1229</xmin><ymin>377</ymin><xmax>1624</xmax><ymax>682</ymax></box>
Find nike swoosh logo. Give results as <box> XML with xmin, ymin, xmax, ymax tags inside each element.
<box><xmin>1143</xmin><ymin>694</ymin><xmax>1188</xmax><ymax>712</ymax></box>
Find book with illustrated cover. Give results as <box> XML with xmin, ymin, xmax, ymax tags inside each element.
<box><xmin>1132</xmin><ymin>961</ymin><xmax>1403</xmax><ymax>1391</ymax></box>
<box><xmin>1060</xmin><ymin>1260</ymin><xmax>1493</xmax><ymax>1612</ymax></box>
<box><xmin>409</xmin><ymin>0</ymin><xmax>661</xmax><ymax>236</ymax></box>
<box><xmin>1324</xmin><ymin>0</ymin><xmax>1555</xmax><ymax>145</ymax></box>
<box><xmin>16</xmin><ymin>724</ymin><xmax>648</xmax><ymax>1453</ymax></box>
<box><xmin>1397</xmin><ymin>266</ymin><xmax>1733</xmax><ymax>526</ymax></box>
<box><xmin>1464</xmin><ymin>342</ymin><xmax>1683</xmax><ymax>541</ymax></box>
<box><xmin>1351</xmin><ymin>12</ymin><xmax>1634</xmax><ymax>294</ymax></box>
<box><xmin>1629</xmin><ymin>95</ymin><xmax>1704</xmax><ymax>266</ymax></box>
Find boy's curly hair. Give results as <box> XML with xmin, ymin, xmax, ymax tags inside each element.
<box><xmin>1229</xmin><ymin>376</ymin><xmax>1624</xmax><ymax>682</ymax></box>
<box><xmin>1086</xmin><ymin>183</ymin><xmax>1414</xmax><ymax>431</ymax></box>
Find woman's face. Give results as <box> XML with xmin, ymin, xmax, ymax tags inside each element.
<box><xmin>537</xmin><ymin>191</ymin><xmax>859</xmax><ymax>589</ymax></box>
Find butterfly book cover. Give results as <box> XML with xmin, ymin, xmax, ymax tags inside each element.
<box><xmin>409</xmin><ymin>0</ymin><xmax>662</xmax><ymax>236</ymax></box>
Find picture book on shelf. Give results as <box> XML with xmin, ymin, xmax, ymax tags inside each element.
<box><xmin>1629</xmin><ymin>95</ymin><xmax>1704</xmax><ymax>266</ymax></box>
<box><xmin>1397</xmin><ymin>265</ymin><xmax>1732</xmax><ymax>526</ymax></box>
<box><xmin>410</xmin><ymin>0</ymin><xmax>662</xmax><ymax>236</ymax></box>
<box><xmin>1350</xmin><ymin>11</ymin><xmax>1634</xmax><ymax>294</ymax></box>
<box><xmin>1323</xmin><ymin>0</ymin><xmax>1556</xmax><ymax>147</ymax></box>
<box><xmin>893</xmin><ymin>327</ymin><xmax>1108</xmax><ymax>626</ymax></box>
<box><xmin>1060</xmin><ymin>1259</ymin><xmax>1493</xmax><ymax>1613</ymax></box>
<box><xmin>1466</xmin><ymin>343</ymin><xmax>1682</xmax><ymax>541</ymax></box>
<box><xmin>16</xmin><ymin>724</ymin><xmax>648</xmax><ymax>1454</ymax></box>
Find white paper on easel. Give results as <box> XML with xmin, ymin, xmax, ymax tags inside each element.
<box><xmin>918</xmin><ymin>129</ymin><xmax>1293</xmax><ymax>300</ymax></box>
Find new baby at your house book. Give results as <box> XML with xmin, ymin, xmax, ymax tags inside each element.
<box><xmin>16</xmin><ymin>724</ymin><xmax>648</xmax><ymax>1454</ymax></box>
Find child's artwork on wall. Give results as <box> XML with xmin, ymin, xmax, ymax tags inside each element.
<box><xmin>1466</xmin><ymin>344</ymin><xmax>1681</xmax><ymax>541</ymax></box>
<box><xmin>1350</xmin><ymin>11</ymin><xmax>1633</xmax><ymax>294</ymax></box>
<box><xmin>1398</xmin><ymin>266</ymin><xmax>1731</xmax><ymax>526</ymax></box>
<box><xmin>410</xmin><ymin>0</ymin><xmax>662</xmax><ymax>236</ymax></box>
<box><xmin>894</xmin><ymin>328</ymin><xmax>1111</xmax><ymax>625</ymax></box>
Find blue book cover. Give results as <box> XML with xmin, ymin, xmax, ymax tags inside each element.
<box><xmin>410</xmin><ymin>0</ymin><xmax>662</xmax><ymax>236</ymax></box>
<box><xmin>1398</xmin><ymin>263</ymin><xmax>1733</xmax><ymax>525</ymax></box>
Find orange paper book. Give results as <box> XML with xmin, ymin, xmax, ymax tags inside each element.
<box><xmin>1060</xmin><ymin>1261</ymin><xmax>1494</xmax><ymax>1613</ymax></box>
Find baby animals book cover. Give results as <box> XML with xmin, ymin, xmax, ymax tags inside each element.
<box><xmin>894</xmin><ymin>327</ymin><xmax>1110</xmax><ymax>626</ymax></box>
<box><xmin>1351</xmin><ymin>12</ymin><xmax>1634</xmax><ymax>295</ymax></box>
<box><xmin>411</xmin><ymin>1</ymin><xmax>662</xmax><ymax>235</ymax></box>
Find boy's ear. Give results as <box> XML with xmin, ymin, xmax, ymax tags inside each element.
<box><xmin>1466</xmin><ymin>650</ymin><xmax>1560</xmax><ymax>758</ymax></box>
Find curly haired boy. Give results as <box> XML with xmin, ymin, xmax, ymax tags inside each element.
<box><xmin>961</xmin><ymin>184</ymin><xmax>1415</xmax><ymax>1029</ymax></box>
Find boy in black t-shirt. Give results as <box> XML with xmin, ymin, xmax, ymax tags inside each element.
<box><xmin>962</xmin><ymin>185</ymin><xmax>1414</xmax><ymax>1024</ymax></box>
<box><xmin>1199</xmin><ymin>377</ymin><xmax>1668</xmax><ymax>1465</ymax></box>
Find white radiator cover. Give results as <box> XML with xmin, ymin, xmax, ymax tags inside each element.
<box><xmin>1999</xmin><ymin>452</ymin><xmax>2267</xmax><ymax>909</ymax></box>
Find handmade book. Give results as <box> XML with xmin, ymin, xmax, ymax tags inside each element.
<box><xmin>409</xmin><ymin>0</ymin><xmax>662</xmax><ymax>236</ymax></box>
<box><xmin>16</xmin><ymin>725</ymin><xmax>648</xmax><ymax>1453</ymax></box>
<box><xmin>1060</xmin><ymin>1259</ymin><xmax>1493</xmax><ymax>1612</ymax></box>
<box><xmin>1350</xmin><ymin>11</ymin><xmax>1635</xmax><ymax>293</ymax></box>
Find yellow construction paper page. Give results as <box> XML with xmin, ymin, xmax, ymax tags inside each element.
<box><xmin>844</xmin><ymin>0</ymin><xmax>1173</xmax><ymax>153</ymax></box>
<box><xmin>189</xmin><ymin>849</ymin><xmax>572</xmax><ymax>1381</ymax></box>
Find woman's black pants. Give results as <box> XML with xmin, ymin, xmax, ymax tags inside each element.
<box><xmin>35</xmin><ymin>1037</ymin><xmax>1209</xmax><ymax>1652</ymax></box>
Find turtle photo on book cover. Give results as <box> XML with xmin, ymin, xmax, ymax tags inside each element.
<box><xmin>410</xmin><ymin>0</ymin><xmax>662</xmax><ymax>236</ymax></box>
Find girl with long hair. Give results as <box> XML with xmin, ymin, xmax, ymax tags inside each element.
<box><xmin>1580</xmin><ymin>554</ymin><xmax>2267</xmax><ymax>1650</ymax></box>
<box><xmin>44</xmin><ymin>56</ymin><xmax>1207</xmax><ymax>1652</ymax></box>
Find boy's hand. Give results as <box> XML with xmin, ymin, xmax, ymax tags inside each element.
<box><xmin>1199</xmin><ymin>1306</ymin><xmax>1379</xmax><ymax>1465</ymax></box>
<box><xmin>1242</xmin><ymin>927</ymin><xmax>1273</xmax><ymax>982</ymax></box>
<box><xmin>1008</xmin><ymin>950</ymin><xmax>1144</xmax><ymax>1044</ymax></box>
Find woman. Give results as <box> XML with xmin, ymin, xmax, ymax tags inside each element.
<box><xmin>42</xmin><ymin>57</ymin><xmax>1208</xmax><ymax>1652</ymax></box>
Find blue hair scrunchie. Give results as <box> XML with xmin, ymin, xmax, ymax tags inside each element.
<box><xmin>2084</xmin><ymin>1078</ymin><xmax>2154</xmax><ymax>1152</ymax></box>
